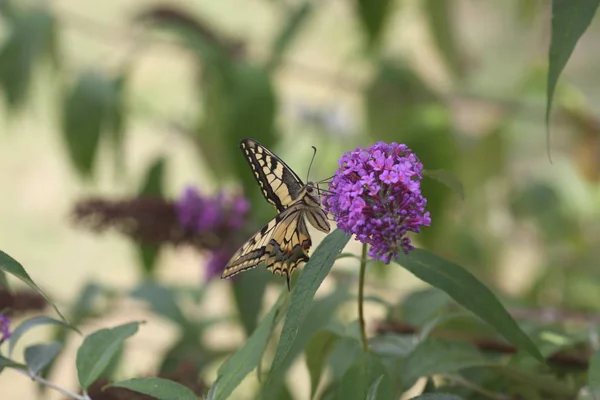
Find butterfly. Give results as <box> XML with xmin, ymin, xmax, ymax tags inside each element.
<box><xmin>221</xmin><ymin>138</ymin><xmax>331</xmax><ymax>290</ymax></box>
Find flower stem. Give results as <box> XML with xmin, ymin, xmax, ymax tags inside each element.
<box><xmin>12</xmin><ymin>368</ymin><xmax>90</xmax><ymax>400</ymax></box>
<box><xmin>358</xmin><ymin>243</ymin><xmax>369</xmax><ymax>352</ymax></box>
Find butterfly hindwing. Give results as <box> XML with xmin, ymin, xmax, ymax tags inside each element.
<box><xmin>240</xmin><ymin>138</ymin><xmax>304</xmax><ymax>213</ymax></box>
<box><xmin>221</xmin><ymin>204</ymin><xmax>309</xmax><ymax>286</ymax></box>
<box><xmin>222</xmin><ymin>138</ymin><xmax>331</xmax><ymax>289</ymax></box>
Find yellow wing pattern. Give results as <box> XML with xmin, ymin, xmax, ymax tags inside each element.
<box><xmin>240</xmin><ymin>138</ymin><xmax>304</xmax><ymax>213</ymax></box>
<box><xmin>222</xmin><ymin>139</ymin><xmax>330</xmax><ymax>289</ymax></box>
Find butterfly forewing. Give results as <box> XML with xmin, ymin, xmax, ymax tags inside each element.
<box><xmin>240</xmin><ymin>138</ymin><xmax>304</xmax><ymax>213</ymax></box>
<box><xmin>222</xmin><ymin>138</ymin><xmax>331</xmax><ymax>289</ymax></box>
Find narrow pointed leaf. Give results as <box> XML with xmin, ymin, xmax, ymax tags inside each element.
<box><xmin>268</xmin><ymin>229</ymin><xmax>350</xmax><ymax>384</ymax></box>
<box><xmin>76</xmin><ymin>322</ymin><xmax>139</xmax><ymax>389</ymax></box>
<box><xmin>0</xmin><ymin>250</ymin><xmax>66</xmax><ymax>321</ymax></box>
<box><xmin>366</xmin><ymin>375</ymin><xmax>384</xmax><ymax>400</ymax></box>
<box><xmin>9</xmin><ymin>316</ymin><xmax>73</xmax><ymax>356</ymax></box>
<box><xmin>213</xmin><ymin>291</ymin><xmax>289</xmax><ymax>400</ymax></box>
<box><xmin>546</xmin><ymin>0</ymin><xmax>600</xmax><ymax>153</ymax></box>
<box><xmin>24</xmin><ymin>342</ymin><xmax>62</xmax><ymax>374</ymax></box>
<box><xmin>394</xmin><ymin>249</ymin><xmax>543</xmax><ymax>361</ymax></box>
<box><xmin>107</xmin><ymin>377</ymin><xmax>197</xmax><ymax>400</ymax></box>
<box><xmin>62</xmin><ymin>70</ymin><xmax>117</xmax><ymax>178</ymax></box>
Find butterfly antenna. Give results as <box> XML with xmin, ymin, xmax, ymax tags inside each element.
<box><xmin>306</xmin><ymin>146</ymin><xmax>317</xmax><ymax>183</ymax></box>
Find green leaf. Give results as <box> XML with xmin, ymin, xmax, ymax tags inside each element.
<box><xmin>0</xmin><ymin>6</ymin><xmax>56</xmax><ymax>109</ymax></box>
<box><xmin>263</xmin><ymin>287</ymin><xmax>349</xmax><ymax>398</ymax></box>
<box><xmin>267</xmin><ymin>230</ymin><xmax>350</xmax><ymax>384</ymax></box>
<box><xmin>546</xmin><ymin>0</ymin><xmax>600</xmax><ymax>154</ymax></box>
<box><xmin>306</xmin><ymin>330</ymin><xmax>341</xmax><ymax>399</ymax></box>
<box><xmin>0</xmin><ymin>270</ymin><xmax>9</xmax><ymax>290</ymax></box>
<box><xmin>589</xmin><ymin>350</ymin><xmax>600</xmax><ymax>395</ymax></box>
<box><xmin>338</xmin><ymin>353</ymin><xmax>390</xmax><ymax>400</ymax></box>
<box><xmin>107</xmin><ymin>73</ymin><xmax>128</xmax><ymax>176</ymax></box>
<box><xmin>355</xmin><ymin>0</ymin><xmax>394</xmax><ymax>48</ymax></box>
<box><xmin>130</xmin><ymin>283</ymin><xmax>190</xmax><ymax>328</ymax></box>
<box><xmin>366</xmin><ymin>375</ymin><xmax>387</xmax><ymax>400</ymax></box>
<box><xmin>402</xmin><ymin>339</ymin><xmax>489</xmax><ymax>387</ymax></box>
<box><xmin>423</xmin><ymin>169</ymin><xmax>464</xmax><ymax>201</ymax></box>
<box><xmin>0</xmin><ymin>250</ymin><xmax>66</xmax><ymax>321</ymax></box>
<box><xmin>231</xmin><ymin>267</ymin><xmax>268</xmax><ymax>337</ymax></box>
<box><xmin>423</xmin><ymin>0</ymin><xmax>464</xmax><ymax>80</ymax></box>
<box><xmin>408</xmin><ymin>395</ymin><xmax>465</xmax><ymax>400</ymax></box>
<box><xmin>396</xmin><ymin>287</ymin><xmax>451</xmax><ymax>326</ymax></box>
<box><xmin>139</xmin><ymin>158</ymin><xmax>165</xmax><ymax>196</ymax></box>
<box><xmin>394</xmin><ymin>249</ymin><xmax>543</xmax><ymax>361</ymax></box>
<box><xmin>24</xmin><ymin>342</ymin><xmax>61</xmax><ymax>374</ymax></box>
<box><xmin>62</xmin><ymin>70</ymin><xmax>118</xmax><ymax>178</ymax></box>
<box><xmin>76</xmin><ymin>322</ymin><xmax>140</xmax><ymax>389</ymax></box>
<box><xmin>0</xmin><ymin>355</ymin><xmax>26</xmax><ymax>370</ymax></box>
<box><xmin>492</xmin><ymin>365</ymin><xmax>577</xmax><ymax>398</ymax></box>
<box><xmin>213</xmin><ymin>291</ymin><xmax>289</xmax><ymax>400</ymax></box>
<box><xmin>9</xmin><ymin>316</ymin><xmax>73</xmax><ymax>356</ymax></box>
<box><xmin>135</xmin><ymin>157</ymin><xmax>166</xmax><ymax>276</ymax></box>
<box><xmin>267</xmin><ymin>2</ymin><xmax>313</xmax><ymax>71</ymax></box>
<box><xmin>107</xmin><ymin>377</ymin><xmax>197</xmax><ymax>400</ymax></box>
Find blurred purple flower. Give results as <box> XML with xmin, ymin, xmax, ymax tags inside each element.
<box><xmin>323</xmin><ymin>142</ymin><xmax>431</xmax><ymax>263</ymax></box>
<box><xmin>175</xmin><ymin>186</ymin><xmax>250</xmax><ymax>280</ymax></box>
<box><xmin>0</xmin><ymin>314</ymin><xmax>11</xmax><ymax>344</ymax></box>
<box><xmin>205</xmin><ymin>247</ymin><xmax>233</xmax><ymax>281</ymax></box>
<box><xmin>175</xmin><ymin>186</ymin><xmax>250</xmax><ymax>233</ymax></box>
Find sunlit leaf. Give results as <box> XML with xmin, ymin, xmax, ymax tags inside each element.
<box><xmin>394</xmin><ymin>249</ymin><xmax>543</xmax><ymax>361</ymax></box>
<box><xmin>107</xmin><ymin>377</ymin><xmax>197</xmax><ymax>400</ymax></box>
<box><xmin>76</xmin><ymin>322</ymin><xmax>140</xmax><ymax>389</ymax></box>
<box><xmin>0</xmin><ymin>251</ymin><xmax>66</xmax><ymax>321</ymax></box>
<box><xmin>24</xmin><ymin>342</ymin><xmax>61</xmax><ymax>374</ymax></box>
<box><xmin>546</xmin><ymin>0</ymin><xmax>600</xmax><ymax>154</ymax></box>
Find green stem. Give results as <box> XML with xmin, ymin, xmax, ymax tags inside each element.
<box><xmin>358</xmin><ymin>243</ymin><xmax>369</xmax><ymax>352</ymax></box>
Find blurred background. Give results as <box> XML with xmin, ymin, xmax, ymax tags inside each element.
<box><xmin>1</xmin><ymin>0</ymin><xmax>600</xmax><ymax>398</ymax></box>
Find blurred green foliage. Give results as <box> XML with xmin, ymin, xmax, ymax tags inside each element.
<box><xmin>2</xmin><ymin>0</ymin><xmax>600</xmax><ymax>399</ymax></box>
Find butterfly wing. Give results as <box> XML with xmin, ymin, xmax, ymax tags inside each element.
<box><xmin>240</xmin><ymin>138</ymin><xmax>305</xmax><ymax>213</ymax></box>
<box><xmin>221</xmin><ymin>203</ymin><xmax>311</xmax><ymax>289</ymax></box>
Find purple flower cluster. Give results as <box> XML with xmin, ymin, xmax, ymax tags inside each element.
<box><xmin>323</xmin><ymin>142</ymin><xmax>431</xmax><ymax>263</ymax></box>
<box><xmin>0</xmin><ymin>314</ymin><xmax>10</xmax><ymax>344</ymax></box>
<box><xmin>176</xmin><ymin>187</ymin><xmax>249</xmax><ymax>233</ymax></box>
<box><xmin>175</xmin><ymin>186</ymin><xmax>250</xmax><ymax>280</ymax></box>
